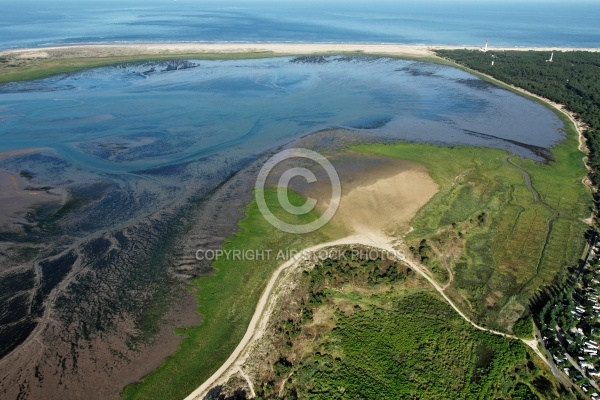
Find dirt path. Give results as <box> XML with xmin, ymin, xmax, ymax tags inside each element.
<box><xmin>184</xmin><ymin>231</ymin><xmax>553</xmax><ymax>400</ymax></box>
<box><xmin>237</xmin><ymin>367</ymin><xmax>256</xmax><ymax>398</ymax></box>
<box><xmin>183</xmin><ymin>234</ymin><xmax>382</xmax><ymax>400</ymax></box>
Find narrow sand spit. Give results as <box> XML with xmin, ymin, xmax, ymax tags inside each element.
<box><xmin>2</xmin><ymin>43</ymin><xmax>599</xmax><ymax>61</ymax></box>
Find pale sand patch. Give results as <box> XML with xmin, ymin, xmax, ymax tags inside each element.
<box><xmin>13</xmin><ymin>51</ymin><xmax>50</xmax><ymax>59</ymax></box>
<box><xmin>296</xmin><ymin>154</ymin><xmax>438</xmax><ymax>239</ymax></box>
<box><xmin>330</xmin><ymin>163</ymin><xmax>438</xmax><ymax>237</ymax></box>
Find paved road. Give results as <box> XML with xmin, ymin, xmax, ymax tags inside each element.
<box><xmin>533</xmin><ymin>324</ymin><xmax>578</xmax><ymax>391</ymax></box>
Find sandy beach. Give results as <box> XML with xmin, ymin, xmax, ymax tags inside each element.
<box><xmin>3</xmin><ymin>43</ymin><xmax>600</xmax><ymax>61</ymax></box>
<box><xmin>1</xmin><ymin>42</ymin><xmax>597</xmax><ymax>84</ymax></box>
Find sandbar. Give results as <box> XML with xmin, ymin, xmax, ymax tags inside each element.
<box><xmin>3</xmin><ymin>43</ymin><xmax>600</xmax><ymax>61</ymax></box>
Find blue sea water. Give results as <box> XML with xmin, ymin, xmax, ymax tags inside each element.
<box><xmin>0</xmin><ymin>0</ymin><xmax>599</xmax><ymax>50</ymax></box>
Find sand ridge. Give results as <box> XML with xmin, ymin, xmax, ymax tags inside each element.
<box><xmin>2</xmin><ymin>43</ymin><xmax>600</xmax><ymax>61</ymax></box>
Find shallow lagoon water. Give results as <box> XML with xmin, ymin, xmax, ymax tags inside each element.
<box><xmin>0</xmin><ymin>56</ymin><xmax>563</xmax><ymax>176</ymax></box>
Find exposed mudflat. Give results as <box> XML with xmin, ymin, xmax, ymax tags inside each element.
<box><xmin>0</xmin><ymin>168</ymin><xmax>66</xmax><ymax>231</ymax></box>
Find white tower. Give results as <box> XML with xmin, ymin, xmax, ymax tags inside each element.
<box><xmin>479</xmin><ymin>39</ymin><xmax>488</xmax><ymax>52</ymax></box>
<box><xmin>546</xmin><ymin>52</ymin><xmax>554</xmax><ymax>62</ymax></box>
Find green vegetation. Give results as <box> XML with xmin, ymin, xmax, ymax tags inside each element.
<box><xmin>0</xmin><ymin>52</ymin><xmax>287</xmax><ymax>83</ymax></box>
<box><xmin>353</xmin><ymin>139</ymin><xmax>590</xmax><ymax>332</ymax></box>
<box><xmin>259</xmin><ymin>253</ymin><xmax>571</xmax><ymax>399</ymax></box>
<box><xmin>433</xmin><ymin>52</ymin><xmax>600</xmax><ymax>388</ymax></box>
<box><xmin>121</xmin><ymin>189</ymin><xmax>329</xmax><ymax>400</ymax></box>
<box><xmin>435</xmin><ymin>50</ymin><xmax>600</xmax><ymax>216</ymax></box>
<box><xmin>513</xmin><ymin>315</ymin><xmax>535</xmax><ymax>339</ymax></box>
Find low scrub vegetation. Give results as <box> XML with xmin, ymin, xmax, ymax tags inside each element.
<box><xmin>355</xmin><ymin>140</ymin><xmax>590</xmax><ymax>332</ymax></box>
<box><xmin>251</xmin><ymin>251</ymin><xmax>571</xmax><ymax>399</ymax></box>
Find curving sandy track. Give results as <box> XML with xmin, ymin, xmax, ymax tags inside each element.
<box><xmin>183</xmin><ymin>234</ymin><xmax>380</xmax><ymax>400</ymax></box>
<box><xmin>184</xmin><ymin>230</ymin><xmax>555</xmax><ymax>399</ymax></box>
